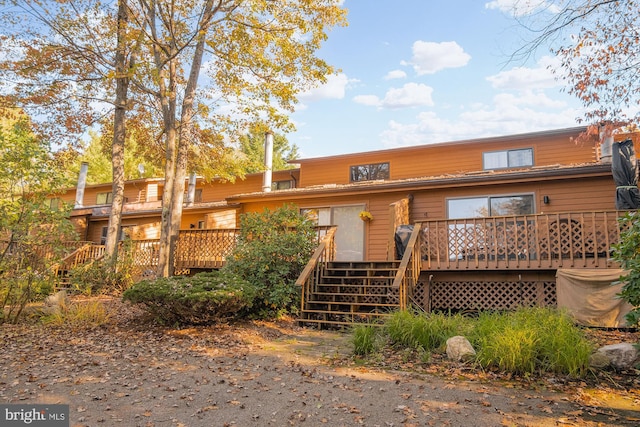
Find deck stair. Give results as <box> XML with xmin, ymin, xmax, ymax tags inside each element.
<box><xmin>299</xmin><ymin>261</ymin><xmax>402</xmax><ymax>327</ymax></box>
<box><xmin>53</xmin><ymin>244</ymin><xmax>106</xmax><ymax>290</ymax></box>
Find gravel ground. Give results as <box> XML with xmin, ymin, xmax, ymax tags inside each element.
<box><xmin>1</xmin><ymin>298</ymin><xmax>639</xmax><ymax>427</ymax></box>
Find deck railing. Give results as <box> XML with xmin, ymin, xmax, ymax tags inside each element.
<box><xmin>174</xmin><ymin>228</ymin><xmax>240</xmax><ymax>270</ymax></box>
<box><xmin>391</xmin><ymin>223</ymin><xmax>422</xmax><ymax>309</ymax></box>
<box><xmin>419</xmin><ymin>211</ymin><xmax>626</xmax><ymax>270</ymax></box>
<box><xmin>296</xmin><ymin>226</ymin><xmax>337</xmax><ymax>312</ymax></box>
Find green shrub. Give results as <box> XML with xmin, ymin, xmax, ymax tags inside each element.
<box><xmin>0</xmin><ymin>270</ymin><xmax>54</xmax><ymax>324</ymax></box>
<box><xmin>384</xmin><ymin>310</ymin><xmax>472</xmax><ymax>351</ymax></box>
<box><xmin>122</xmin><ymin>270</ymin><xmax>255</xmax><ymax>325</ymax></box>
<box><xmin>352</xmin><ymin>325</ymin><xmax>381</xmax><ymax>356</ymax></box>
<box><xmin>470</xmin><ymin>308</ymin><xmax>592</xmax><ymax>377</ymax></box>
<box><xmin>223</xmin><ymin>204</ymin><xmax>316</xmax><ymax>318</ymax></box>
<box><xmin>611</xmin><ymin>211</ymin><xmax>640</xmax><ymax>327</ymax></box>
<box><xmin>68</xmin><ymin>241</ymin><xmax>137</xmax><ymax>295</ymax></box>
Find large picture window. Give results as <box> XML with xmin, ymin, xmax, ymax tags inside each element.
<box><xmin>483</xmin><ymin>148</ymin><xmax>533</xmax><ymax>170</ymax></box>
<box><xmin>350</xmin><ymin>162</ymin><xmax>390</xmax><ymax>182</ymax></box>
<box><xmin>448</xmin><ymin>194</ymin><xmax>534</xmax><ymax>219</ymax></box>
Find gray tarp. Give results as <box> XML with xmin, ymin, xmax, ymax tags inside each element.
<box><xmin>556</xmin><ymin>268</ymin><xmax>633</xmax><ymax>327</ymax></box>
<box><xmin>612</xmin><ymin>138</ymin><xmax>640</xmax><ymax>209</ymax></box>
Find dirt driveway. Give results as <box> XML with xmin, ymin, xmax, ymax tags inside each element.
<box><xmin>1</xmin><ymin>300</ymin><xmax>638</xmax><ymax>427</ymax></box>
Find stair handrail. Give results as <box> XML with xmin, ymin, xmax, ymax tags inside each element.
<box><xmin>53</xmin><ymin>243</ymin><xmax>106</xmax><ymax>275</ymax></box>
<box><xmin>391</xmin><ymin>223</ymin><xmax>423</xmax><ymax>310</ymax></box>
<box><xmin>295</xmin><ymin>226</ymin><xmax>337</xmax><ymax>314</ymax></box>
<box><xmin>295</xmin><ymin>226</ymin><xmax>337</xmax><ymax>287</ymax></box>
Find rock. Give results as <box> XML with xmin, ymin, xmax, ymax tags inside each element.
<box><xmin>588</xmin><ymin>351</ymin><xmax>610</xmax><ymax>369</ymax></box>
<box><xmin>43</xmin><ymin>290</ymin><xmax>69</xmax><ymax>315</ymax></box>
<box><xmin>593</xmin><ymin>343</ymin><xmax>640</xmax><ymax>370</ymax></box>
<box><xmin>446</xmin><ymin>336</ymin><xmax>476</xmax><ymax>362</ymax></box>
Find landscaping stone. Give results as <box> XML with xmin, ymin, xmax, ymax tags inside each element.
<box><xmin>43</xmin><ymin>290</ymin><xmax>69</xmax><ymax>315</ymax></box>
<box><xmin>593</xmin><ymin>343</ymin><xmax>640</xmax><ymax>370</ymax></box>
<box><xmin>446</xmin><ymin>335</ymin><xmax>476</xmax><ymax>361</ymax></box>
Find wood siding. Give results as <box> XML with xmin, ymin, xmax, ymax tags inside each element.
<box><xmin>297</xmin><ymin>128</ymin><xmax>601</xmax><ymax>187</ymax></box>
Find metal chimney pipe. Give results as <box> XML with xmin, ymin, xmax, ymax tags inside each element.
<box><xmin>74</xmin><ymin>162</ymin><xmax>89</xmax><ymax>208</ymax></box>
<box><xmin>186</xmin><ymin>172</ymin><xmax>197</xmax><ymax>205</ymax></box>
<box><xmin>262</xmin><ymin>132</ymin><xmax>274</xmax><ymax>192</ymax></box>
<box><xmin>599</xmin><ymin>125</ymin><xmax>614</xmax><ymax>164</ymax></box>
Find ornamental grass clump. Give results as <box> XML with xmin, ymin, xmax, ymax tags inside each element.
<box><xmin>385</xmin><ymin>310</ymin><xmax>472</xmax><ymax>351</ymax></box>
<box><xmin>351</xmin><ymin>324</ymin><xmax>381</xmax><ymax>356</ymax></box>
<box><xmin>470</xmin><ymin>307</ymin><xmax>592</xmax><ymax>377</ymax></box>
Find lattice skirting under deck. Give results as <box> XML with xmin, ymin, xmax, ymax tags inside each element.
<box><xmin>412</xmin><ymin>272</ymin><xmax>557</xmax><ymax>312</ymax></box>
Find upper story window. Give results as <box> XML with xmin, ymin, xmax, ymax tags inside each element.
<box><xmin>448</xmin><ymin>194</ymin><xmax>534</xmax><ymax>219</ymax></box>
<box><xmin>350</xmin><ymin>162</ymin><xmax>390</xmax><ymax>182</ymax></box>
<box><xmin>272</xmin><ymin>180</ymin><xmax>293</xmax><ymax>191</ymax></box>
<box><xmin>483</xmin><ymin>148</ymin><xmax>533</xmax><ymax>170</ymax></box>
<box><xmin>96</xmin><ymin>192</ymin><xmax>113</xmax><ymax>205</ymax></box>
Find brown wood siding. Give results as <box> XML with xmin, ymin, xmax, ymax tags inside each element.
<box><xmin>298</xmin><ymin>131</ymin><xmax>601</xmax><ymax>188</ymax></box>
<box><xmin>200</xmin><ymin>170</ymin><xmax>298</xmax><ymax>202</ymax></box>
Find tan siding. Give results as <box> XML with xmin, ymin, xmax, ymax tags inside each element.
<box><xmin>298</xmin><ymin>131</ymin><xmax>601</xmax><ymax>187</ymax></box>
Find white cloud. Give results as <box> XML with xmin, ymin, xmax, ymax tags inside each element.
<box><xmin>353</xmin><ymin>94</ymin><xmax>381</xmax><ymax>107</ymax></box>
<box><xmin>384</xmin><ymin>69</ymin><xmax>407</xmax><ymax>80</ymax></box>
<box><xmin>484</xmin><ymin>0</ymin><xmax>559</xmax><ymax>17</ymax></box>
<box><xmin>486</xmin><ymin>56</ymin><xmax>561</xmax><ymax>90</ymax></box>
<box><xmin>353</xmin><ymin>82</ymin><xmax>434</xmax><ymax>109</ymax></box>
<box><xmin>379</xmin><ymin>93</ymin><xmax>581</xmax><ymax>148</ymax></box>
<box><xmin>404</xmin><ymin>41</ymin><xmax>471</xmax><ymax>75</ymax></box>
<box><xmin>298</xmin><ymin>73</ymin><xmax>354</xmax><ymax>102</ymax></box>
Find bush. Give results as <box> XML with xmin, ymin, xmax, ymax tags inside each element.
<box><xmin>385</xmin><ymin>310</ymin><xmax>472</xmax><ymax>351</ymax></box>
<box><xmin>352</xmin><ymin>325</ymin><xmax>381</xmax><ymax>356</ymax></box>
<box><xmin>0</xmin><ymin>270</ymin><xmax>54</xmax><ymax>324</ymax></box>
<box><xmin>68</xmin><ymin>241</ymin><xmax>137</xmax><ymax>295</ymax></box>
<box><xmin>122</xmin><ymin>270</ymin><xmax>255</xmax><ymax>325</ymax></box>
<box><xmin>223</xmin><ymin>204</ymin><xmax>316</xmax><ymax>318</ymax></box>
<box><xmin>469</xmin><ymin>308</ymin><xmax>592</xmax><ymax>377</ymax></box>
<box><xmin>611</xmin><ymin>211</ymin><xmax>640</xmax><ymax>327</ymax></box>
<box><xmin>42</xmin><ymin>299</ymin><xmax>110</xmax><ymax>329</ymax></box>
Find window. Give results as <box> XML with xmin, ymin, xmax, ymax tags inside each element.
<box><xmin>96</xmin><ymin>192</ymin><xmax>113</xmax><ymax>205</ymax></box>
<box><xmin>483</xmin><ymin>148</ymin><xmax>533</xmax><ymax>170</ymax></box>
<box><xmin>100</xmin><ymin>225</ymin><xmax>135</xmax><ymax>244</ymax></box>
<box><xmin>197</xmin><ymin>220</ymin><xmax>205</xmax><ymax>229</ymax></box>
<box><xmin>272</xmin><ymin>180</ymin><xmax>292</xmax><ymax>190</ymax></box>
<box><xmin>350</xmin><ymin>162</ymin><xmax>390</xmax><ymax>182</ymax></box>
<box><xmin>448</xmin><ymin>195</ymin><xmax>534</xmax><ymax>219</ymax></box>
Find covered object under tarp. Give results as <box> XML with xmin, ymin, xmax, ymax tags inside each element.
<box><xmin>556</xmin><ymin>269</ymin><xmax>633</xmax><ymax>327</ymax></box>
<box><xmin>612</xmin><ymin>138</ymin><xmax>640</xmax><ymax>209</ymax></box>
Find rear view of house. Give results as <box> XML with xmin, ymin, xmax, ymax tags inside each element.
<box><xmin>55</xmin><ymin>126</ymin><xmax>638</xmax><ymax>327</ymax></box>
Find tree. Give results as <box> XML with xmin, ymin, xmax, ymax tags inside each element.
<box><xmin>0</xmin><ymin>114</ymin><xmax>76</xmax><ymax>323</ymax></box>
<box><xmin>128</xmin><ymin>0</ymin><xmax>346</xmax><ymax>276</ymax></box>
<box><xmin>0</xmin><ymin>0</ymin><xmax>140</xmax><ymax>261</ymax></box>
<box><xmin>1</xmin><ymin>0</ymin><xmax>347</xmax><ymax>278</ymax></box>
<box><xmin>512</xmin><ymin>1</ymin><xmax>640</xmax><ymax>126</ymax></box>
<box><xmin>238</xmin><ymin>123</ymin><xmax>300</xmax><ymax>174</ymax></box>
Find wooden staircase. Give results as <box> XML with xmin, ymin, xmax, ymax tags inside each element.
<box><xmin>299</xmin><ymin>261</ymin><xmax>402</xmax><ymax>327</ymax></box>
<box><xmin>296</xmin><ymin>223</ymin><xmax>423</xmax><ymax>328</ymax></box>
<box><xmin>53</xmin><ymin>244</ymin><xmax>106</xmax><ymax>290</ymax></box>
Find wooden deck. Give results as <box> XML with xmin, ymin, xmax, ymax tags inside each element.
<box><xmin>418</xmin><ymin>211</ymin><xmax>625</xmax><ymax>271</ymax></box>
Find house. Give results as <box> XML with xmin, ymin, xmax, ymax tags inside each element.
<box><xmin>53</xmin><ymin>126</ymin><xmax>639</xmax><ymax>326</ymax></box>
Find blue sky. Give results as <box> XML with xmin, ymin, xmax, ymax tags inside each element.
<box><xmin>288</xmin><ymin>0</ymin><xmax>582</xmax><ymax>159</ymax></box>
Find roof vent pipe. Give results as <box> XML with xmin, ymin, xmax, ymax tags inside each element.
<box><xmin>74</xmin><ymin>162</ymin><xmax>89</xmax><ymax>208</ymax></box>
<box><xmin>262</xmin><ymin>131</ymin><xmax>274</xmax><ymax>192</ymax></box>
<box><xmin>186</xmin><ymin>172</ymin><xmax>197</xmax><ymax>205</ymax></box>
<box><xmin>599</xmin><ymin>125</ymin><xmax>614</xmax><ymax>164</ymax></box>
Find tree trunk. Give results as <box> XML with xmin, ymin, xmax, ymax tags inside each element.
<box><xmin>105</xmin><ymin>0</ymin><xmax>130</xmax><ymax>261</ymax></box>
<box><xmin>157</xmin><ymin>0</ymin><xmax>216</xmax><ymax>277</ymax></box>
